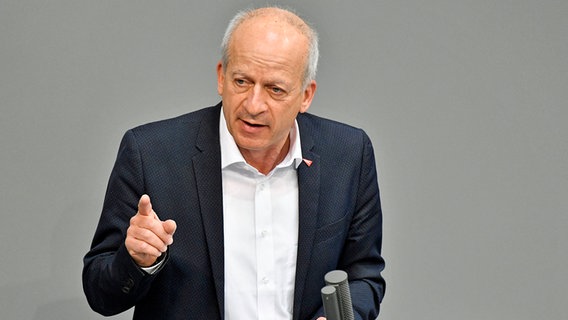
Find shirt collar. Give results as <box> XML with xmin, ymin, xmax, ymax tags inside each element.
<box><xmin>219</xmin><ymin>108</ymin><xmax>303</xmax><ymax>171</ymax></box>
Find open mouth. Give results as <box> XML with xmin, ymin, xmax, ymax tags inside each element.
<box><xmin>243</xmin><ymin>120</ymin><xmax>265</xmax><ymax>128</ymax></box>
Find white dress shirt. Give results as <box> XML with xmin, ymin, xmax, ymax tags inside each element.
<box><xmin>220</xmin><ymin>110</ymin><xmax>302</xmax><ymax>320</ymax></box>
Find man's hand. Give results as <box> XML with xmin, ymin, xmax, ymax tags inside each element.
<box><xmin>125</xmin><ymin>194</ymin><xmax>177</xmax><ymax>267</ymax></box>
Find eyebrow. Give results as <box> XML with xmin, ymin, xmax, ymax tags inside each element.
<box><xmin>231</xmin><ymin>71</ymin><xmax>290</xmax><ymax>87</ymax></box>
<box><xmin>230</xmin><ymin>70</ymin><xmax>247</xmax><ymax>78</ymax></box>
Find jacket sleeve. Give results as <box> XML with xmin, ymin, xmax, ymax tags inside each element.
<box><xmin>342</xmin><ymin>132</ymin><xmax>386</xmax><ymax>320</ymax></box>
<box><xmin>82</xmin><ymin>130</ymin><xmax>159</xmax><ymax>316</ymax></box>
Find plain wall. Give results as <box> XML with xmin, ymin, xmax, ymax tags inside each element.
<box><xmin>1</xmin><ymin>1</ymin><xmax>566</xmax><ymax>319</ymax></box>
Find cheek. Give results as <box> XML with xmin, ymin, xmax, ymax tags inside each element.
<box><xmin>224</xmin><ymin>87</ymin><xmax>246</xmax><ymax>102</ymax></box>
<box><xmin>221</xmin><ymin>91</ymin><xmax>239</xmax><ymax>110</ymax></box>
<box><xmin>275</xmin><ymin>107</ymin><xmax>300</xmax><ymax>129</ymax></box>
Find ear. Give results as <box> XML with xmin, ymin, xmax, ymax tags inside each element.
<box><xmin>216</xmin><ymin>61</ymin><xmax>225</xmax><ymax>95</ymax></box>
<box><xmin>299</xmin><ymin>80</ymin><xmax>317</xmax><ymax>113</ymax></box>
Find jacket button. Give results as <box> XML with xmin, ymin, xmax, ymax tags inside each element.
<box><xmin>122</xmin><ymin>278</ymin><xmax>134</xmax><ymax>294</ymax></box>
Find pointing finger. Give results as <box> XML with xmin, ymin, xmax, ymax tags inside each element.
<box><xmin>138</xmin><ymin>194</ymin><xmax>153</xmax><ymax>217</ymax></box>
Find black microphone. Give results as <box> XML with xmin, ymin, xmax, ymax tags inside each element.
<box><xmin>321</xmin><ymin>285</ymin><xmax>342</xmax><ymax>320</ymax></box>
<box><xmin>321</xmin><ymin>270</ymin><xmax>354</xmax><ymax>320</ymax></box>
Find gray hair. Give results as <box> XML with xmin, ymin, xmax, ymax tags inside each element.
<box><xmin>220</xmin><ymin>7</ymin><xmax>319</xmax><ymax>89</ymax></box>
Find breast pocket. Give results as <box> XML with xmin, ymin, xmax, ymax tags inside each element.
<box><xmin>313</xmin><ymin>213</ymin><xmax>349</xmax><ymax>245</ymax></box>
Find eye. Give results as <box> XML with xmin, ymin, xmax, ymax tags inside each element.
<box><xmin>269</xmin><ymin>86</ymin><xmax>285</xmax><ymax>95</ymax></box>
<box><xmin>235</xmin><ymin>78</ymin><xmax>246</xmax><ymax>86</ymax></box>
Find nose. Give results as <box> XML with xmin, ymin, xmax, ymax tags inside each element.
<box><xmin>243</xmin><ymin>84</ymin><xmax>268</xmax><ymax>116</ymax></box>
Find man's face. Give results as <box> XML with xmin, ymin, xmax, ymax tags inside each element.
<box><xmin>217</xmin><ymin>17</ymin><xmax>316</xmax><ymax>159</ymax></box>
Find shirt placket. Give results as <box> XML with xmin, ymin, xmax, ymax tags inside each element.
<box><xmin>255</xmin><ymin>175</ymin><xmax>275</xmax><ymax>317</ymax></box>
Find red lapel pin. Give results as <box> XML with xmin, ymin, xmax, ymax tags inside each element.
<box><xmin>303</xmin><ymin>158</ymin><xmax>313</xmax><ymax>167</ymax></box>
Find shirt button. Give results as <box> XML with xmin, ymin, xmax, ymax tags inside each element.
<box><xmin>258</xmin><ymin>183</ymin><xmax>265</xmax><ymax>191</ymax></box>
<box><xmin>261</xmin><ymin>230</ymin><xmax>268</xmax><ymax>237</ymax></box>
<box><xmin>262</xmin><ymin>277</ymin><xmax>269</xmax><ymax>284</ymax></box>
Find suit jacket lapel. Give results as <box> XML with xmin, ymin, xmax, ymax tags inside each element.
<box><xmin>191</xmin><ymin>106</ymin><xmax>225</xmax><ymax>318</ymax></box>
<box><xmin>293</xmin><ymin>119</ymin><xmax>321</xmax><ymax>320</ymax></box>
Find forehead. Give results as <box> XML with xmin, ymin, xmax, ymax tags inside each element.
<box><xmin>228</xmin><ymin>16</ymin><xmax>308</xmax><ymax>79</ymax></box>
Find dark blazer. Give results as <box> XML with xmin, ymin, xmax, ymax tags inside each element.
<box><xmin>83</xmin><ymin>104</ymin><xmax>385</xmax><ymax>320</ymax></box>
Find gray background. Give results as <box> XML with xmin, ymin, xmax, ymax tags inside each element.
<box><xmin>1</xmin><ymin>0</ymin><xmax>566</xmax><ymax>319</ymax></box>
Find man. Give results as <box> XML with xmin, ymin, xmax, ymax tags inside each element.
<box><xmin>83</xmin><ymin>6</ymin><xmax>385</xmax><ymax>320</ymax></box>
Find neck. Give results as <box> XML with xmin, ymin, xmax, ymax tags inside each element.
<box><xmin>239</xmin><ymin>138</ymin><xmax>290</xmax><ymax>175</ymax></box>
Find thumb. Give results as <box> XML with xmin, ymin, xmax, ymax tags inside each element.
<box><xmin>138</xmin><ymin>194</ymin><xmax>153</xmax><ymax>217</ymax></box>
<box><xmin>163</xmin><ymin>219</ymin><xmax>177</xmax><ymax>235</ymax></box>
